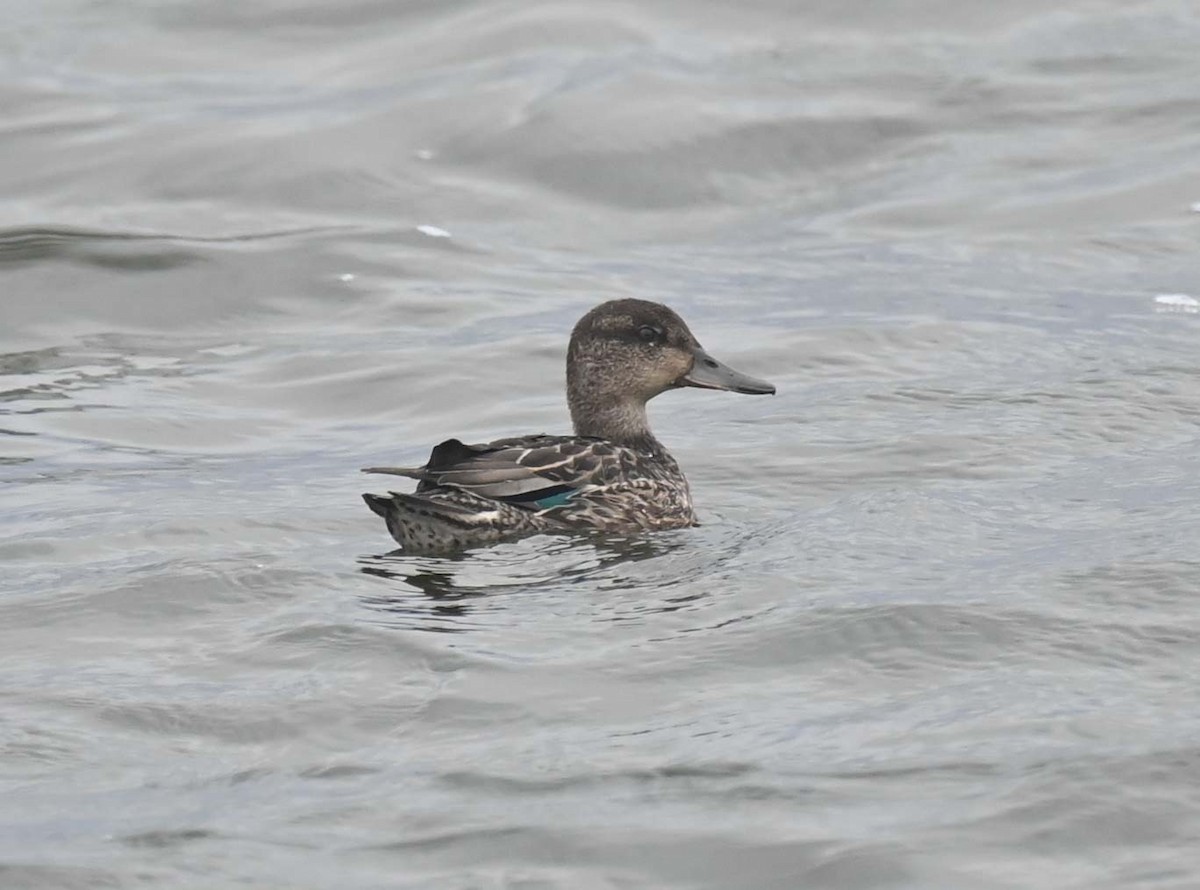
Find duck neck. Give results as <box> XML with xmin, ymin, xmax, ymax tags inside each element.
<box><xmin>569</xmin><ymin>393</ymin><xmax>664</xmax><ymax>453</ymax></box>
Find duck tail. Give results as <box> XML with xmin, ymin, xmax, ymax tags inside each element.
<box><xmin>361</xmin><ymin>491</ymin><xmax>477</xmax><ymax>525</ymax></box>
<box><xmin>362</xmin><ymin>492</ymin><xmax>396</xmax><ymax>518</ymax></box>
<box><xmin>362</xmin><ymin>490</ymin><xmax>548</xmax><ymax>553</ymax></box>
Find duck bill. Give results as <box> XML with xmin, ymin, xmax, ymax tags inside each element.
<box><xmin>680</xmin><ymin>347</ymin><xmax>775</xmax><ymax>395</ymax></box>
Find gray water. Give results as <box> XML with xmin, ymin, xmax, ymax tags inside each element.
<box><xmin>5</xmin><ymin>1</ymin><xmax>1200</xmax><ymax>887</ymax></box>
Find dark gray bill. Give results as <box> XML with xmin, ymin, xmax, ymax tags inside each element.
<box><xmin>680</xmin><ymin>347</ymin><xmax>775</xmax><ymax>395</ymax></box>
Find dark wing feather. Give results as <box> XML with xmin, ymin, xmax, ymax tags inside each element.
<box><xmin>398</xmin><ymin>435</ymin><xmax>623</xmax><ymax>501</ymax></box>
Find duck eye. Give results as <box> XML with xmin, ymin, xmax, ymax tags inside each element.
<box><xmin>638</xmin><ymin>325</ymin><xmax>661</xmax><ymax>344</ymax></box>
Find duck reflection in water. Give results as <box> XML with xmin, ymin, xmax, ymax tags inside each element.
<box><xmin>357</xmin><ymin>532</ymin><xmax>694</xmax><ymax>632</ymax></box>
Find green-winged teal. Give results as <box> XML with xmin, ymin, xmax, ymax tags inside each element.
<box><xmin>362</xmin><ymin>298</ymin><xmax>774</xmax><ymax>553</ymax></box>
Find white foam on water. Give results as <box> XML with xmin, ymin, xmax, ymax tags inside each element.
<box><xmin>416</xmin><ymin>225</ymin><xmax>451</xmax><ymax>238</ymax></box>
<box><xmin>1154</xmin><ymin>293</ymin><xmax>1200</xmax><ymax>312</ymax></box>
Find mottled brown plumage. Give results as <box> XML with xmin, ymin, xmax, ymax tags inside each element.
<box><xmin>363</xmin><ymin>299</ymin><xmax>774</xmax><ymax>554</ymax></box>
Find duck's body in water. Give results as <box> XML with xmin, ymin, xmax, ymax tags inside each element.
<box><xmin>362</xmin><ymin>299</ymin><xmax>774</xmax><ymax>554</ymax></box>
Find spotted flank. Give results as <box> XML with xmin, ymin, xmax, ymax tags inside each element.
<box><xmin>362</xmin><ymin>298</ymin><xmax>774</xmax><ymax>554</ymax></box>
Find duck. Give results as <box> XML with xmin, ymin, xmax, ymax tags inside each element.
<box><xmin>362</xmin><ymin>298</ymin><xmax>774</xmax><ymax>553</ymax></box>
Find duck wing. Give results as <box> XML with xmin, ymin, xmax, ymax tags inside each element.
<box><xmin>363</xmin><ymin>435</ymin><xmax>626</xmax><ymax>503</ymax></box>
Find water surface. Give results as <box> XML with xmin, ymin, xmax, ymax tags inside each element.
<box><xmin>4</xmin><ymin>1</ymin><xmax>1200</xmax><ymax>887</ymax></box>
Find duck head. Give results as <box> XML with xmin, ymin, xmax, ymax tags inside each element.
<box><xmin>566</xmin><ymin>298</ymin><xmax>774</xmax><ymax>445</ymax></box>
